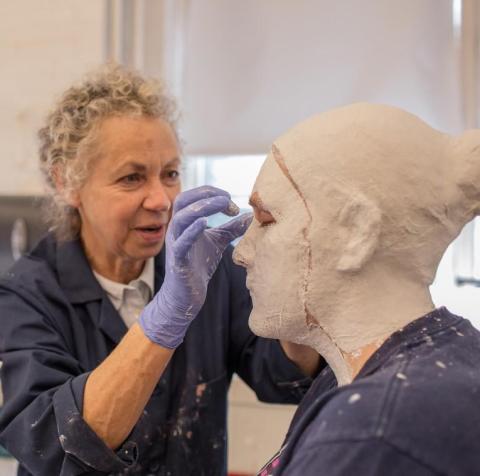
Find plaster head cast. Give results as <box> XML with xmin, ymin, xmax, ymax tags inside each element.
<box><xmin>233</xmin><ymin>103</ymin><xmax>480</xmax><ymax>385</ymax></box>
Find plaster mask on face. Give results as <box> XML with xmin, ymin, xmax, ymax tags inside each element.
<box><xmin>234</xmin><ymin>145</ymin><xmax>349</xmax><ymax>381</ymax></box>
<box><xmin>235</xmin><ymin>102</ymin><xmax>480</xmax><ymax>385</ymax></box>
<box><xmin>233</xmin><ymin>150</ymin><xmax>311</xmax><ymax>340</ymax></box>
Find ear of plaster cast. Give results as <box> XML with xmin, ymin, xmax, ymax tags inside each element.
<box><xmin>335</xmin><ymin>192</ymin><xmax>382</xmax><ymax>273</ymax></box>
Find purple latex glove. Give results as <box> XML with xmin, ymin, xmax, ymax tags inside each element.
<box><xmin>139</xmin><ymin>186</ymin><xmax>253</xmax><ymax>348</ymax></box>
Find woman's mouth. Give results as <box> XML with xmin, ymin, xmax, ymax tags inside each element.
<box><xmin>135</xmin><ymin>225</ymin><xmax>166</xmax><ymax>243</ymax></box>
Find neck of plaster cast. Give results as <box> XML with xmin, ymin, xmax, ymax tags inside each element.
<box><xmin>306</xmin><ymin>273</ymin><xmax>435</xmax><ymax>386</ymax></box>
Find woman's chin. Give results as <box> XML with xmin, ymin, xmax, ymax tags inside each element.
<box><xmin>132</xmin><ymin>237</ymin><xmax>166</xmax><ymax>256</ymax></box>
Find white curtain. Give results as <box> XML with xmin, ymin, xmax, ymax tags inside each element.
<box><xmin>175</xmin><ymin>0</ymin><xmax>461</xmax><ymax>154</ymax></box>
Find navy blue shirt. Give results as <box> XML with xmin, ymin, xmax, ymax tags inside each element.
<box><xmin>263</xmin><ymin>308</ymin><xmax>480</xmax><ymax>476</ymax></box>
<box><xmin>0</xmin><ymin>234</ymin><xmax>310</xmax><ymax>476</ymax></box>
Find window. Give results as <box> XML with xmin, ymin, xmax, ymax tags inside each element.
<box><xmin>453</xmin><ymin>218</ymin><xmax>480</xmax><ymax>286</ymax></box>
<box><xmin>183</xmin><ymin>155</ymin><xmax>265</xmax><ymax>228</ymax></box>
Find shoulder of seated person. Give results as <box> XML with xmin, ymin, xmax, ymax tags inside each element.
<box><xmin>301</xmin><ymin>353</ymin><xmax>480</xmax><ymax>447</ymax></box>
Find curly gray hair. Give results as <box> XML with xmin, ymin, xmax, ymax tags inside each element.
<box><xmin>38</xmin><ymin>63</ymin><xmax>179</xmax><ymax>240</ymax></box>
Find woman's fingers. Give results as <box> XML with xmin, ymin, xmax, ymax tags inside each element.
<box><xmin>173</xmin><ymin>186</ymin><xmax>231</xmax><ymax>214</ymax></box>
<box><xmin>172</xmin><ymin>217</ymin><xmax>208</xmax><ymax>259</ymax></box>
<box><xmin>170</xmin><ymin>195</ymin><xmax>231</xmax><ymax>238</ymax></box>
<box><xmin>206</xmin><ymin>213</ymin><xmax>253</xmax><ymax>248</ymax></box>
<box><xmin>169</xmin><ymin>186</ymin><xmax>247</xmax><ymax>257</ymax></box>
<box><xmin>172</xmin><ymin>212</ymin><xmax>253</xmax><ymax>261</ymax></box>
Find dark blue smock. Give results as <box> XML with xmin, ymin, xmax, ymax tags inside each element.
<box><xmin>0</xmin><ymin>234</ymin><xmax>310</xmax><ymax>476</ymax></box>
<box><xmin>259</xmin><ymin>308</ymin><xmax>480</xmax><ymax>476</ymax></box>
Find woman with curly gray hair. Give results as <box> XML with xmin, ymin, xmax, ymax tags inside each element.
<box><xmin>0</xmin><ymin>64</ymin><xmax>317</xmax><ymax>476</ymax></box>
<box><xmin>38</xmin><ymin>64</ymin><xmax>180</xmax><ymax>242</ymax></box>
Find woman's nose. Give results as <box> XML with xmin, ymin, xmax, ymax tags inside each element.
<box><xmin>143</xmin><ymin>181</ymin><xmax>172</xmax><ymax>212</ymax></box>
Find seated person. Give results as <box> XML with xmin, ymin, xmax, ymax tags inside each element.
<box><xmin>233</xmin><ymin>103</ymin><xmax>480</xmax><ymax>475</ymax></box>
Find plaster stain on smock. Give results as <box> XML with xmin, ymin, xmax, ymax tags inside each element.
<box><xmin>423</xmin><ymin>335</ymin><xmax>434</xmax><ymax>346</ymax></box>
<box><xmin>436</xmin><ymin>360</ymin><xmax>446</xmax><ymax>369</ymax></box>
<box><xmin>348</xmin><ymin>393</ymin><xmax>361</xmax><ymax>404</ymax></box>
<box><xmin>396</xmin><ymin>372</ymin><xmax>407</xmax><ymax>380</ymax></box>
<box><xmin>451</xmin><ymin>326</ymin><xmax>465</xmax><ymax>337</ymax></box>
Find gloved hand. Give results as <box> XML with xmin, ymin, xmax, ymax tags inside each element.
<box><xmin>139</xmin><ymin>185</ymin><xmax>253</xmax><ymax>348</ymax></box>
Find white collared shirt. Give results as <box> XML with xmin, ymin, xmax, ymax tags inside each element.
<box><xmin>93</xmin><ymin>258</ymin><xmax>154</xmax><ymax>329</ymax></box>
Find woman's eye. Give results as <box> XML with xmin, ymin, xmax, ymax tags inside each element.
<box><xmin>120</xmin><ymin>173</ymin><xmax>142</xmax><ymax>184</ymax></box>
<box><xmin>163</xmin><ymin>169</ymin><xmax>181</xmax><ymax>183</ymax></box>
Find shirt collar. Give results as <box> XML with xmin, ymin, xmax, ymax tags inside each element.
<box><xmin>55</xmin><ymin>238</ymin><xmax>105</xmax><ymax>303</ymax></box>
<box><xmin>130</xmin><ymin>256</ymin><xmax>155</xmax><ymax>297</ymax></box>
<box><xmin>92</xmin><ymin>257</ymin><xmax>155</xmax><ymax>311</ymax></box>
<box><xmin>53</xmin><ymin>235</ymin><xmax>165</xmax><ymax>303</ymax></box>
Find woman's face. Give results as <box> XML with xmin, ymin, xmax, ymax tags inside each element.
<box><xmin>72</xmin><ymin>115</ymin><xmax>181</xmax><ymax>276</ymax></box>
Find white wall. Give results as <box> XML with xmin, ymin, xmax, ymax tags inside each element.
<box><xmin>0</xmin><ymin>1</ymin><xmax>105</xmax><ymax>195</ymax></box>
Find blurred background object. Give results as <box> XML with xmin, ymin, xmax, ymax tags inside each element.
<box><xmin>0</xmin><ymin>197</ymin><xmax>45</xmax><ymax>273</ymax></box>
<box><xmin>0</xmin><ymin>1</ymin><xmax>479</xmax><ymax>474</ymax></box>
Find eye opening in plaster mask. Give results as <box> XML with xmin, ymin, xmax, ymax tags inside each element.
<box><xmin>249</xmin><ymin>192</ymin><xmax>276</xmax><ymax>227</ymax></box>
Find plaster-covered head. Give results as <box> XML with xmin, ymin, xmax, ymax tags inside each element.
<box><xmin>233</xmin><ymin>103</ymin><xmax>480</xmax><ymax>382</ymax></box>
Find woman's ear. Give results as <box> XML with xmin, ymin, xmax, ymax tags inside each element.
<box><xmin>335</xmin><ymin>194</ymin><xmax>381</xmax><ymax>272</ymax></box>
<box><xmin>65</xmin><ymin>191</ymin><xmax>81</xmax><ymax>209</ymax></box>
<box><xmin>52</xmin><ymin>165</ymin><xmax>80</xmax><ymax>208</ymax></box>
